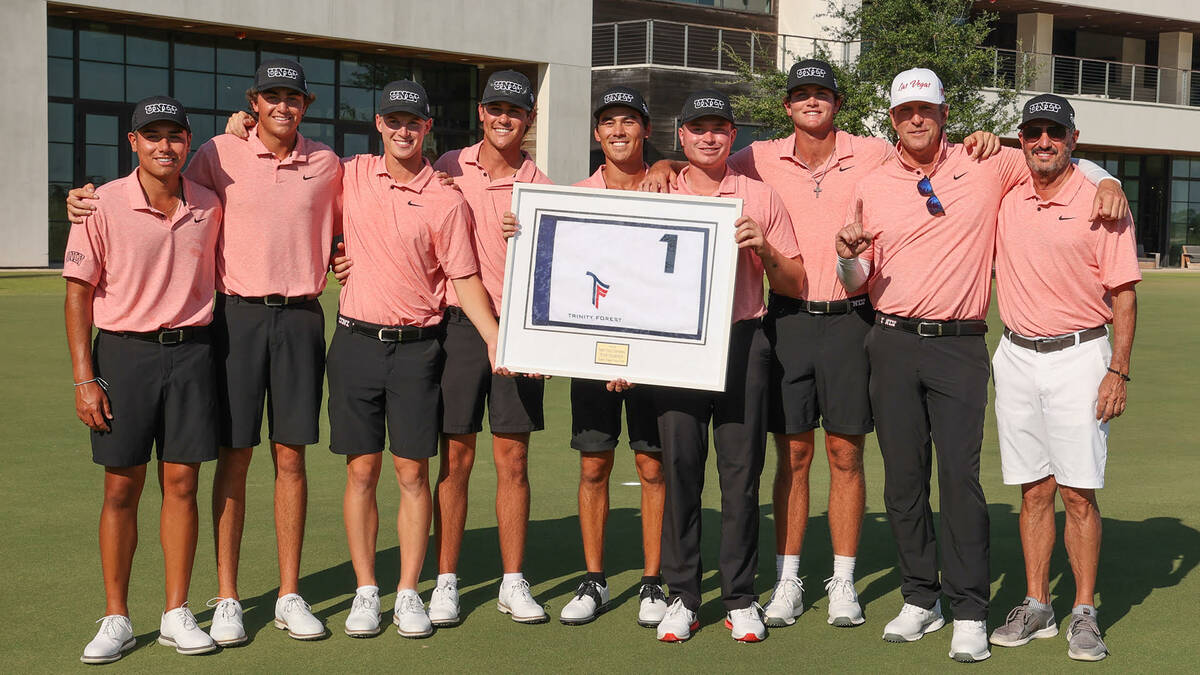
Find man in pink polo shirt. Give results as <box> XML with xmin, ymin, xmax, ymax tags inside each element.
<box><xmin>643</xmin><ymin>62</ymin><xmax>1002</xmax><ymax>629</ymax></box>
<box><xmin>330</xmin><ymin>80</ymin><xmax>503</xmax><ymax>640</ymax></box>
<box><xmin>429</xmin><ymin>70</ymin><xmax>553</xmax><ymax>626</ymax></box>
<box><xmin>65</xmin><ymin>97</ymin><xmax>221</xmax><ymax>663</ymax></box>
<box><xmin>551</xmin><ymin>86</ymin><xmax>667</xmax><ymax>629</ymax></box>
<box><xmin>653</xmin><ymin>89</ymin><xmax>805</xmax><ymax>645</ymax></box>
<box><xmin>834</xmin><ymin>69</ymin><xmax>1127</xmax><ymax>663</ymax></box>
<box><xmin>68</xmin><ymin>59</ymin><xmax>341</xmax><ymax>644</ymax></box>
<box><xmin>987</xmin><ymin>94</ymin><xmax>1139</xmax><ymax>663</ymax></box>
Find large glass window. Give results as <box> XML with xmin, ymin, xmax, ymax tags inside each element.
<box><xmin>1167</xmin><ymin>156</ymin><xmax>1200</xmax><ymax>266</ymax></box>
<box><xmin>46</xmin><ymin>17</ymin><xmax>479</xmax><ymax>263</ymax></box>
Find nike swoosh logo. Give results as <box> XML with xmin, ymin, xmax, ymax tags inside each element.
<box><xmin>302</xmin><ymin>175</ymin><xmax>316</xmax><ymax>180</ymax></box>
<box><xmin>1058</xmin><ymin>216</ymin><xmax>1076</xmax><ymax>220</ymax></box>
<box><xmin>193</xmin><ymin>217</ymin><xmax>205</xmax><ymax>223</ymax></box>
<box><xmin>838</xmin><ymin>165</ymin><xmax>854</xmax><ymax>172</ymax></box>
<box><xmin>408</xmin><ymin>200</ymin><xmax>422</xmax><ymax>207</ymax></box>
<box><xmin>953</xmin><ymin>172</ymin><xmax>968</xmax><ymax>180</ymax></box>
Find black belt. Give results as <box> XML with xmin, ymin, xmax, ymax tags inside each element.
<box><xmin>99</xmin><ymin>326</ymin><xmax>209</xmax><ymax>344</ymax></box>
<box><xmin>876</xmin><ymin>312</ymin><xmax>989</xmax><ymax>337</ymax></box>
<box><xmin>444</xmin><ymin>306</ymin><xmax>498</xmax><ymax>322</ymax></box>
<box><xmin>771</xmin><ymin>292</ymin><xmax>869</xmax><ymax>315</ymax></box>
<box><xmin>1004</xmin><ymin>326</ymin><xmax>1107</xmax><ymax>353</ymax></box>
<box><xmin>223</xmin><ymin>292</ymin><xmax>317</xmax><ymax>307</ymax></box>
<box><xmin>337</xmin><ymin>315</ymin><xmax>441</xmax><ymax>343</ymax></box>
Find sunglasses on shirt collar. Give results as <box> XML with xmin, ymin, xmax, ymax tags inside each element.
<box><xmin>917</xmin><ymin>175</ymin><xmax>945</xmax><ymax>217</ymax></box>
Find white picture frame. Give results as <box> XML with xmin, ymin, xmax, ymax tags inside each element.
<box><xmin>497</xmin><ymin>183</ymin><xmax>742</xmax><ymax>391</ymax></box>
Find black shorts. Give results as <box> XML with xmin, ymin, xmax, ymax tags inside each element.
<box><xmin>440</xmin><ymin>307</ymin><xmax>544</xmax><ymax>435</ymax></box>
<box><xmin>327</xmin><ymin>323</ymin><xmax>444</xmax><ymax>459</ymax></box>
<box><xmin>764</xmin><ymin>293</ymin><xmax>874</xmax><ymax>436</ymax></box>
<box><xmin>89</xmin><ymin>330</ymin><xmax>219</xmax><ymax>467</ymax></box>
<box><xmin>570</xmin><ymin>378</ymin><xmax>660</xmax><ymax>453</ymax></box>
<box><xmin>213</xmin><ymin>294</ymin><xmax>325</xmax><ymax>448</ymax></box>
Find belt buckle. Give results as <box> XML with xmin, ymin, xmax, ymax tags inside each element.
<box><xmin>158</xmin><ymin>329</ymin><xmax>184</xmax><ymax>344</ymax></box>
<box><xmin>264</xmin><ymin>294</ymin><xmax>286</xmax><ymax>307</ymax></box>
<box><xmin>807</xmin><ymin>300</ymin><xmax>829</xmax><ymax>314</ymax></box>
<box><xmin>916</xmin><ymin>321</ymin><xmax>943</xmax><ymax>337</ymax></box>
<box><xmin>377</xmin><ymin>328</ymin><xmax>401</xmax><ymax>342</ymax></box>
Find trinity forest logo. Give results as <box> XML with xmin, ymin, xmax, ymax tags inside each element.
<box><xmin>586</xmin><ymin>271</ymin><xmax>610</xmax><ymax>308</ymax></box>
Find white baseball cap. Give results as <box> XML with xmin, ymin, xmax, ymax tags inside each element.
<box><xmin>889</xmin><ymin>68</ymin><xmax>945</xmax><ymax>109</ymax></box>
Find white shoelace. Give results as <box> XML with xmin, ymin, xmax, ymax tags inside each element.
<box><xmin>772</xmin><ymin>577</ymin><xmax>804</xmax><ymax>602</ymax></box>
<box><xmin>281</xmin><ymin>596</ymin><xmax>312</xmax><ymax>614</ymax></box>
<box><xmin>205</xmin><ymin>597</ymin><xmax>240</xmax><ymax>621</ymax></box>
<box><xmin>507</xmin><ymin>579</ymin><xmax>535</xmax><ymax>602</ymax></box>
<box><xmin>824</xmin><ymin>576</ymin><xmax>856</xmax><ymax>602</ymax></box>
<box><xmin>900</xmin><ymin>603</ymin><xmax>930</xmax><ymax>617</ymax></box>
<box><xmin>96</xmin><ymin>615</ymin><xmax>129</xmax><ymax>637</ymax></box>
<box><xmin>176</xmin><ymin>603</ymin><xmax>199</xmax><ymax>630</ymax></box>
<box><xmin>663</xmin><ymin>597</ymin><xmax>691</xmax><ymax>620</ymax></box>
<box><xmin>351</xmin><ymin>592</ymin><xmax>378</xmax><ymax>612</ymax></box>
<box><xmin>397</xmin><ymin>593</ymin><xmax>424</xmax><ymax>614</ymax></box>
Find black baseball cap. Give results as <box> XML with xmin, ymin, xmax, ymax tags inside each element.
<box><xmin>481</xmin><ymin>70</ymin><xmax>534</xmax><ymax>110</ymax></box>
<box><xmin>593</xmin><ymin>86</ymin><xmax>650</xmax><ymax>123</ymax></box>
<box><xmin>130</xmin><ymin>95</ymin><xmax>190</xmax><ymax>132</ymax></box>
<box><xmin>680</xmin><ymin>89</ymin><xmax>735</xmax><ymax>125</ymax></box>
<box><xmin>1019</xmin><ymin>93</ymin><xmax>1075</xmax><ymax>130</ymax></box>
<box><xmin>787</xmin><ymin>59</ymin><xmax>839</xmax><ymax>95</ymax></box>
<box><xmin>253</xmin><ymin>58</ymin><xmax>310</xmax><ymax>97</ymax></box>
<box><xmin>379</xmin><ymin>80</ymin><xmax>431</xmax><ymax>119</ymax></box>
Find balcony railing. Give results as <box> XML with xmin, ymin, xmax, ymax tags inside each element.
<box><xmin>593</xmin><ymin>20</ymin><xmax>1200</xmax><ymax>108</ymax></box>
<box><xmin>988</xmin><ymin>48</ymin><xmax>1198</xmax><ymax>107</ymax></box>
<box><xmin>592</xmin><ymin>20</ymin><xmax>853</xmax><ymax>73</ymax></box>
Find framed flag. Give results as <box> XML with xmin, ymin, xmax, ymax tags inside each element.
<box><xmin>497</xmin><ymin>183</ymin><xmax>741</xmax><ymax>391</ymax></box>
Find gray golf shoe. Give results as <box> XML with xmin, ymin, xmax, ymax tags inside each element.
<box><xmin>1066</xmin><ymin>608</ymin><xmax>1108</xmax><ymax>662</ymax></box>
<box><xmin>989</xmin><ymin>599</ymin><xmax>1057</xmax><ymax>647</ymax></box>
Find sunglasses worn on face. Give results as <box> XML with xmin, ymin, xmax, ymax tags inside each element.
<box><xmin>917</xmin><ymin>175</ymin><xmax>945</xmax><ymax>217</ymax></box>
<box><xmin>1022</xmin><ymin>124</ymin><xmax>1069</xmax><ymax>141</ymax></box>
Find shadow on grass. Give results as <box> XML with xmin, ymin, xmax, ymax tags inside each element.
<box><xmin>990</xmin><ymin>505</ymin><xmax>1199</xmax><ymax>627</ymax></box>
<box><xmin>173</xmin><ymin>501</ymin><xmax>1196</xmax><ymax>643</ymax></box>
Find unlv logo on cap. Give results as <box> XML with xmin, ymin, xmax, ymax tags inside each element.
<box><xmin>693</xmin><ymin>97</ymin><xmax>725</xmax><ymax>109</ymax></box>
<box><xmin>491</xmin><ymin>80</ymin><xmax>527</xmax><ymax>95</ymax></box>
<box><xmin>604</xmin><ymin>92</ymin><xmax>635</xmax><ymax>104</ymax></box>
<box><xmin>1027</xmin><ymin>101</ymin><xmax>1062</xmax><ymax>114</ymax></box>
<box><xmin>144</xmin><ymin>103</ymin><xmax>178</xmax><ymax>115</ymax></box>
<box><xmin>389</xmin><ymin>90</ymin><xmax>421</xmax><ymax>103</ymax></box>
<box><xmin>267</xmin><ymin>67</ymin><xmax>300</xmax><ymax>80</ymax></box>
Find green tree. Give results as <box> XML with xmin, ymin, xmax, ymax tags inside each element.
<box><xmin>730</xmin><ymin>0</ymin><xmax>1029</xmax><ymax>141</ymax></box>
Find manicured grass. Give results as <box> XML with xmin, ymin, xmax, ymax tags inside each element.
<box><xmin>2</xmin><ymin>271</ymin><xmax>1197</xmax><ymax>672</ymax></box>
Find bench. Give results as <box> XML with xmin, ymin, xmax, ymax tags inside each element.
<box><xmin>1183</xmin><ymin>245</ymin><xmax>1200</xmax><ymax>269</ymax></box>
<box><xmin>1137</xmin><ymin>244</ymin><xmax>1160</xmax><ymax>269</ymax></box>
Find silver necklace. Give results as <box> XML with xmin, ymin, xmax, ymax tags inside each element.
<box><xmin>810</xmin><ymin>148</ymin><xmax>837</xmax><ymax>198</ymax></box>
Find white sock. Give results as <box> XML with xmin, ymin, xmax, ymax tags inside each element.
<box><xmin>501</xmin><ymin>572</ymin><xmax>524</xmax><ymax>587</ymax></box>
<box><xmin>356</xmin><ymin>585</ymin><xmax>379</xmax><ymax>596</ymax></box>
<box><xmin>397</xmin><ymin>587</ymin><xmax>418</xmax><ymax>596</ymax></box>
<box><xmin>833</xmin><ymin>555</ymin><xmax>856</xmax><ymax>581</ymax></box>
<box><xmin>779</xmin><ymin>555</ymin><xmax>801</xmax><ymax>581</ymax></box>
<box><xmin>437</xmin><ymin>573</ymin><xmax>457</xmax><ymax>587</ymax></box>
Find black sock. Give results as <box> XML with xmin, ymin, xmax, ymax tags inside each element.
<box><xmin>641</xmin><ymin>575</ymin><xmax>662</xmax><ymax>587</ymax></box>
<box><xmin>584</xmin><ymin>571</ymin><xmax>607</xmax><ymax>587</ymax></box>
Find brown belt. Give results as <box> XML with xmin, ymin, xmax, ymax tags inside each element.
<box><xmin>1003</xmin><ymin>326</ymin><xmax>1107</xmax><ymax>353</ymax></box>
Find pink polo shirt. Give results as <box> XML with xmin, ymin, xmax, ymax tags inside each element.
<box><xmin>185</xmin><ymin>128</ymin><xmax>342</xmax><ymax>298</ymax></box>
<box><xmin>996</xmin><ymin>167</ymin><xmax>1141</xmax><ymax>337</ymax></box>
<box><xmin>434</xmin><ymin>141</ymin><xmax>552</xmax><ymax>314</ymax></box>
<box><xmin>849</xmin><ymin>140</ymin><xmax>1027</xmax><ymax>321</ymax></box>
<box><xmin>671</xmin><ymin>164</ymin><xmax>801</xmax><ymax>322</ymax></box>
<box><xmin>729</xmin><ymin>130</ymin><xmax>890</xmax><ymax>301</ymax></box>
<box><xmin>337</xmin><ymin>156</ymin><xmax>478</xmax><ymax>328</ymax></box>
<box><xmin>63</xmin><ymin>168</ymin><xmax>222</xmax><ymax>332</ymax></box>
<box><xmin>573</xmin><ymin>164</ymin><xmax>649</xmax><ymax>190</ymax></box>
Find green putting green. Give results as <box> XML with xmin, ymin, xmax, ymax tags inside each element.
<box><xmin>2</xmin><ymin>270</ymin><xmax>1196</xmax><ymax>671</ymax></box>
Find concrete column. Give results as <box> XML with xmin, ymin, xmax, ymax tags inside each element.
<box><xmin>1119</xmin><ymin>37</ymin><xmax>1145</xmax><ymax>93</ymax></box>
<box><xmin>1017</xmin><ymin>12</ymin><xmax>1054</xmax><ymax>93</ymax></box>
<box><xmin>1158</xmin><ymin>31</ymin><xmax>1193</xmax><ymax>105</ymax></box>
<box><xmin>534</xmin><ymin>62</ymin><xmax>590</xmax><ymax>185</ymax></box>
<box><xmin>1</xmin><ymin>0</ymin><xmax>48</xmax><ymax>266</ymax></box>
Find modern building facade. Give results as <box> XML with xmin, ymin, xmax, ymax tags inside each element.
<box><xmin>592</xmin><ymin>0</ymin><xmax>1200</xmax><ymax>265</ymax></box>
<box><xmin>7</xmin><ymin>0</ymin><xmax>593</xmax><ymax>267</ymax></box>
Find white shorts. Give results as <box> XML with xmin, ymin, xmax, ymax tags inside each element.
<box><xmin>992</xmin><ymin>331</ymin><xmax>1110</xmax><ymax>489</ymax></box>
